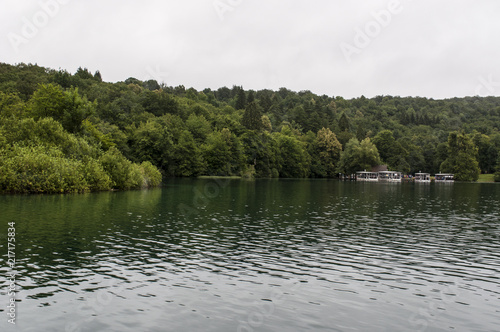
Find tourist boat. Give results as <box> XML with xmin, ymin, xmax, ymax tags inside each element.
<box><xmin>378</xmin><ymin>171</ymin><xmax>402</xmax><ymax>182</ymax></box>
<box><xmin>434</xmin><ymin>173</ymin><xmax>454</xmax><ymax>182</ymax></box>
<box><xmin>356</xmin><ymin>171</ymin><xmax>379</xmax><ymax>182</ymax></box>
<box><xmin>414</xmin><ymin>172</ymin><xmax>431</xmax><ymax>182</ymax></box>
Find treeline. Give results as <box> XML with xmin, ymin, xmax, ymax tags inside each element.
<box><xmin>0</xmin><ymin>66</ymin><xmax>162</xmax><ymax>193</ymax></box>
<box><xmin>1</xmin><ymin>62</ymin><xmax>500</xmax><ymax>192</ymax></box>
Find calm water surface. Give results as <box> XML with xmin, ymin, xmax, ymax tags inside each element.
<box><xmin>1</xmin><ymin>179</ymin><xmax>499</xmax><ymax>331</ymax></box>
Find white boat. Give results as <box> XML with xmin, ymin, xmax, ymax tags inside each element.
<box><xmin>356</xmin><ymin>171</ymin><xmax>379</xmax><ymax>182</ymax></box>
<box><xmin>378</xmin><ymin>171</ymin><xmax>402</xmax><ymax>182</ymax></box>
<box><xmin>414</xmin><ymin>173</ymin><xmax>431</xmax><ymax>182</ymax></box>
<box><xmin>434</xmin><ymin>173</ymin><xmax>454</xmax><ymax>182</ymax></box>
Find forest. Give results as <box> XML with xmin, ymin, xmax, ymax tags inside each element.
<box><xmin>1</xmin><ymin>62</ymin><xmax>500</xmax><ymax>193</ymax></box>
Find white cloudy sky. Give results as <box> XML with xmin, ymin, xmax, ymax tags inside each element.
<box><xmin>2</xmin><ymin>0</ymin><xmax>500</xmax><ymax>98</ymax></box>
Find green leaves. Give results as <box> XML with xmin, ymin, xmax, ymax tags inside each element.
<box><xmin>495</xmin><ymin>158</ymin><xmax>500</xmax><ymax>182</ymax></box>
<box><xmin>240</xmin><ymin>131</ymin><xmax>279</xmax><ymax>178</ymax></box>
<box><xmin>242</xmin><ymin>101</ymin><xmax>263</xmax><ymax>131</ymax></box>
<box><xmin>372</xmin><ymin>129</ymin><xmax>409</xmax><ymax>172</ymax></box>
<box><xmin>130</xmin><ymin>119</ymin><xmax>174</xmax><ymax>171</ymax></box>
<box><xmin>315</xmin><ymin>128</ymin><xmax>342</xmax><ymax>177</ymax></box>
<box><xmin>29</xmin><ymin>84</ymin><xmax>95</xmax><ymax>133</ymax></box>
<box><xmin>2</xmin><ymin>62</ymin><xmax>500</xmax><ymax>186</ymax></box>
<box><xmin>202</xmin><ymin>128</ymin><xmax>243</xmax><ymax>176</ymax></box>
<box><xmin>274</xmin><ymin>126</ymin><xmax>310</xmax><ymax>178</ymax></box>
<box><xmin>234</xmin><ymin>86</ymin><xmax>246</xmax><ymax>110</ymax></box>
<box><xmin>0</xmin><ymin>145</ymin><xmax>92</xmax><ymax>193</ymax></box>
<box><xmin>440</xmin><ymin>131</ymin><xmax>480</xmax><ymax>181</ymax></box>
<box><xmin>0</xmin><ymin>92</ymin><xmax>26</xmax><ymax>118</ymax></box>
<box><xmin>337</xmin><ymin>138</ymin><xmax>382</xmax><ymax>175</ymax></box>
<box><xmin>98</xmin><ymin>147</ymin><xmax>161</xmax><ymax>190</ymax></box>
<box><xmin>471</xmin><ymin>131</ymin><xmax>497</xmax><ymax>173</ymax></box>
<box><xmin>0</xmin><ymin>114</ymin><xmax>162</xmax><ymax>193</ymax></box>
<box><xmin>172</xmin><ymin>130</ymin><xmax>204</xmax><ymax>177</ymax></box>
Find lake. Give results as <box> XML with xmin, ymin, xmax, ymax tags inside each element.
<box><xmin>1</xmin><ymin>179</ymin><xmax>499</xmax><ymax>331</ymax></box>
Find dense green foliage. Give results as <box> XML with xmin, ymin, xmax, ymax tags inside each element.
<box><xmin>337</xmin><ymin>138</ymin><xmax>382</xmax><ymax>175</ymax></box>
<box><xmin>440</xmin><ymin>131</ymin><xmax>481</xmax><ymax>181</ymax></box>
<box><xmin>1</xmin><ymin>62</ymin><xmax>500</xmax><ymax>191</ymax></box>
<box><xmin>0</xmin><ymin>65</ymin><xmax>162</xmax><ymax>193</ymax></box>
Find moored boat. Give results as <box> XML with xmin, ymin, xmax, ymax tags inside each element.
<box><xmin>356</xmin><ymin>171</ymin><xmax>379</xmax><ymax>182</ymax></box>
<box><xmin>378</xmin><ymin>171</ymin><xmax>402</xmax><ymax>182</ymax></box>
<box><xmin>415</xmin><ymin>172</ymin><xmax>431</xmax><ymax>182</ymax></box>
<box><xmin>434</xmin><ymin>173</ymin><xmax>454</xmax><ymax>182</ymax></box>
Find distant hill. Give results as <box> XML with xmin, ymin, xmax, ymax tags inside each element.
<box><xmin>1</xmin><ymin>62</ymin><xmax>499</xmax><ymax>188</ymax></box>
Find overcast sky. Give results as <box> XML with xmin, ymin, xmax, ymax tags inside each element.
<box><xmin>2</xmin><ymin>0</ymin><xmax>500</xmax><ymax>99</ymax></box>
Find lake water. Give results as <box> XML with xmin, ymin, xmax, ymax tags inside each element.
<box><xmin>1</xmin><ymin>179</ymin><xmax>500</xmax><ymax>332</ymax></box>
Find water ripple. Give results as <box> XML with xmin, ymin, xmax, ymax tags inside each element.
<box><xmin>2</xmin><ymin>181</ymin><xmax>499</xmax><ymax>331</ymax></box>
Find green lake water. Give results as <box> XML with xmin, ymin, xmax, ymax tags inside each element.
<box><xmin>1</xmin><ymin>179</ymin><xmax>499</xmax><ymax>331</ymax></box>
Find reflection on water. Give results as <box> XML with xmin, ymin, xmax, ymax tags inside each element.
<box><xmin>0</xmin><ymin>180</ymin><xmax>499</xmax><ymax>332</ymax></box>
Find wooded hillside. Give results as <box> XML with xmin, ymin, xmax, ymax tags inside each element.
<box><xmin>1</xmin><ymin>62</ymin><xmax>499</xmax><ymax>192</ymax></box>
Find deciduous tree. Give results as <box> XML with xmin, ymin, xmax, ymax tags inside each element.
<box><xmin>315</xmin><ymin>128</ymin><xmax>342</xmax><ymax>177</ymax></box>
<box><xmin>337</xmin><ymin>138</ymin><xmax>381</xmax><ymax>175</ymax></box>
<box><xmin>242</xmin><ymin>101</ymin><xmax>262</xmax><ymax>131</ymax></box>
<box><xmin>440</xmin><ymin>131</ymin><xmax>480</xmax><ymax>181</ymax></box>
